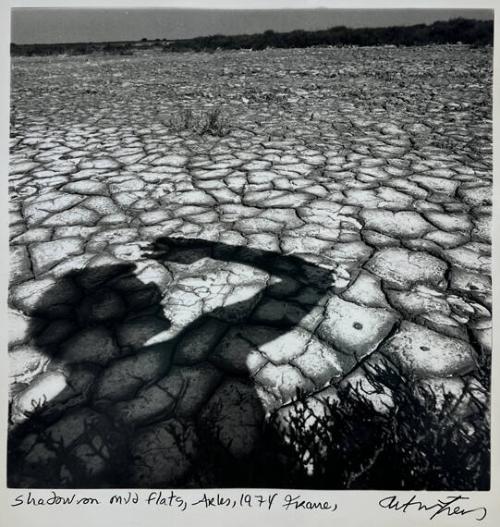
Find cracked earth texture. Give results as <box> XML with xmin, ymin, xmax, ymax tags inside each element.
<box><xmin>8</xmin><ymin>45</ymin><xmax>492</xmax><ymax>488</ymax></box>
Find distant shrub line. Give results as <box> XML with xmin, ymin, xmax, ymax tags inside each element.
<box><xmin>11</xmin><ymin>18</ymin><xmax>493</xmax><ymax>57</ymax></box>
<box><xmin>166</xmin><ymin>18</ymin><xmax>493</xmax><ymax>52</ymax></box>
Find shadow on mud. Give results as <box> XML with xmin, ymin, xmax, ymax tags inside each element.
<box><xmin>8</xmin><ymin>237</ymin><xmax>334</xmax><ymax>488</ymax></box>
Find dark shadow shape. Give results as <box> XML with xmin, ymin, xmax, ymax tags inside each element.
<box><xmin>8</xmin><ymin>238</ymin><xmax>335</xmax><ymax>488</ymax></box>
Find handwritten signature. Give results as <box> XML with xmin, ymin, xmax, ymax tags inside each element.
<box><xmin>379</xmin><ymin>494</ymin><xmax>487</xmax><ymax>521</ymax></box>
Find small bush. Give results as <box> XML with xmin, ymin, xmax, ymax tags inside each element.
<box><xmin>198</xmin><ymin>106</ymin><xmax>228</xmax><ymax>136</ymax></box>
<box><xmin>270</xmin><ymin>361</ymin><xmax>490</xmax><ymax>490</ymax></box>
<box><xmin>182</xmin><ymin>360</ymin><xmax>490</xmax><ymax>490</ymax></box>
<box><xmin>163</xmin><ymin>106</ymin><xmax>229</xmax><ymax>136</ymax></box>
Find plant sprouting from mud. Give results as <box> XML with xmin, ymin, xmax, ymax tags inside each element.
<box><xmin>163</xmin><ymin>106</ymin><xmax>229</xmax><ymax>136</ymax></box>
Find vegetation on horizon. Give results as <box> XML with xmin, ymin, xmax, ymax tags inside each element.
<box><xmin>11</xmin><ymin>18</ymin><xmax>493</xmax><ymax>57</ymax></box>
<box><xmin>166</xmin><ymin>18</ymin><xmax>493</xmax><ymax>52</ymax></box>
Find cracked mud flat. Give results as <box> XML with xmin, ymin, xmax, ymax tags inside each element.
<box><xmin>8</xmin><ymin>45</ymin><xmax>492</xmax><ymax>488</ymax></box>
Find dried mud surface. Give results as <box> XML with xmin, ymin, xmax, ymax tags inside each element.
<box><xmin>8</xmin><ymin>46</ymin><xmax>492</xmax><ymax>487</ymax></box>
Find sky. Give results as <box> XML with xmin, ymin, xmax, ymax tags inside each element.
<box><xmin>11</xmin><ymin>8</ymin><xmax>494</xmax><ymax>45</ymax></box>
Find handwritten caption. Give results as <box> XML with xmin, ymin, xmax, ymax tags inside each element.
<box><xmin>11</xmin><ymin>491</ymin><xmax>337</xmax><ymax>513</ymax></box>
<box><xmin>10</xmin><ymin>491</ymin><xmax>488</xmax><ymax>521</ymax></box>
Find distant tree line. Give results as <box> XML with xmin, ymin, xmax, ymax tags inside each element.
<box><xmin>11</xmin><ymin>18</ymin><xmax>493</xmax><ymax>57</ymax></box>
<box><xmin>10</xmin><ymin>39</ymin><xmax>163</xmax><ymax>57</ymax></box>
<box><xmin>167</xmin><ymin>18</ymin><xmax>493</xmax><ymax>51</ymax></box>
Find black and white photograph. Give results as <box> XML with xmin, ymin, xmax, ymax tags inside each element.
<box><xmin>5</xmin><ymin>0</ymin><xmax>495</xmax><ymax>500</ymax></box>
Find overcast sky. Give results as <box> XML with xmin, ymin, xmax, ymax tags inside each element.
<box><xmin>11</xmin><ymin>8</ymin><xmax>494</xmax><ymax>44</ymax></box>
